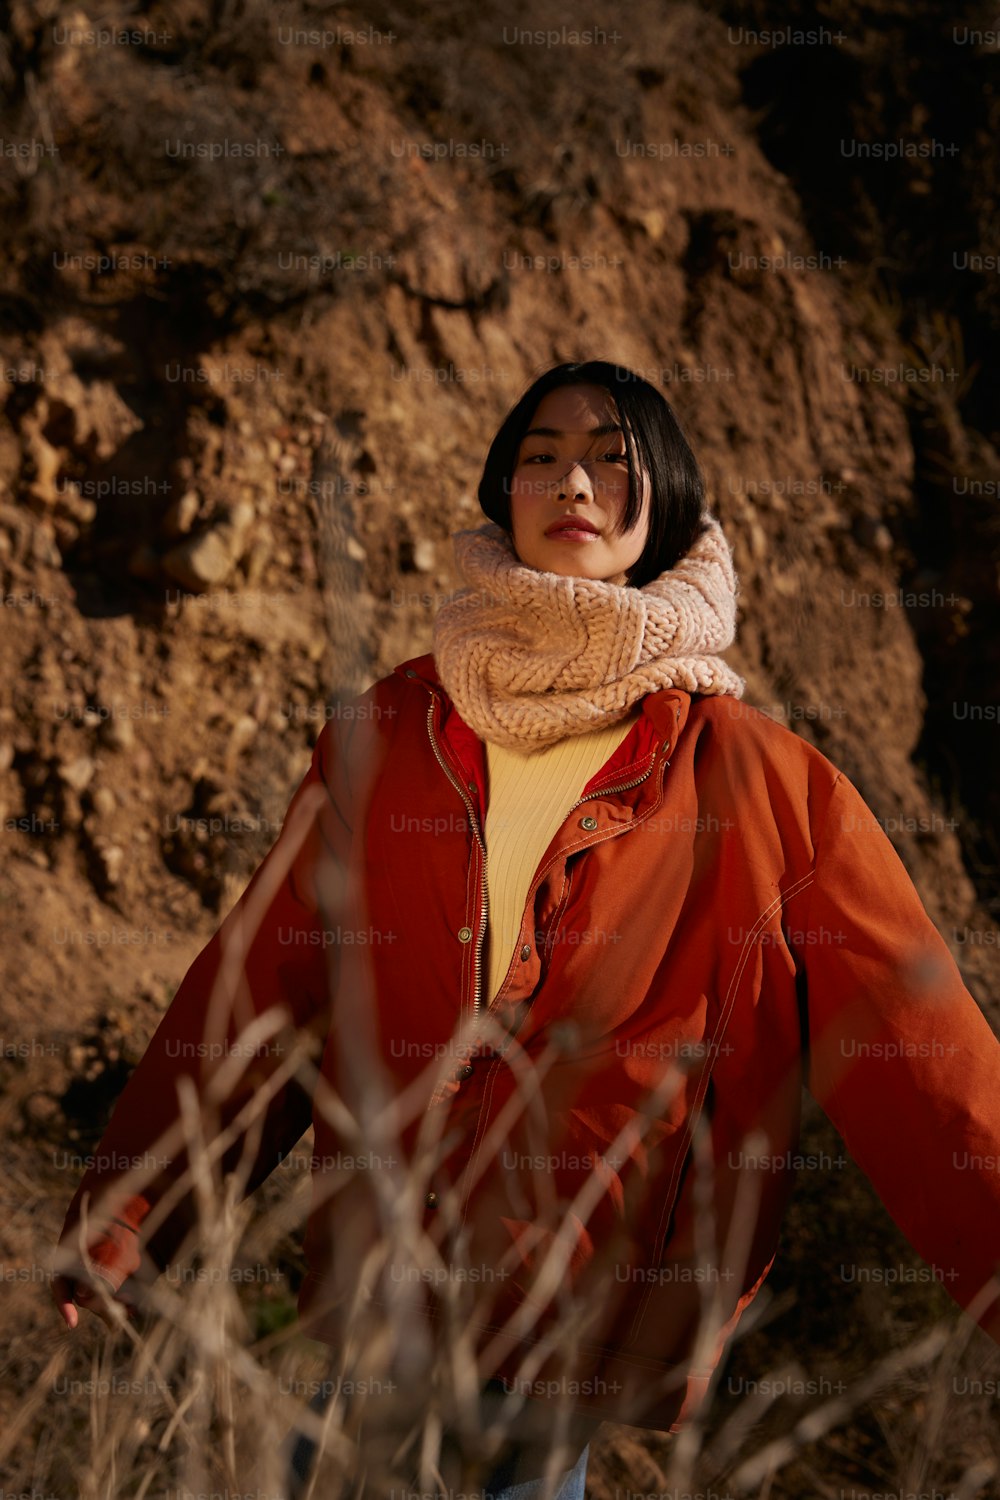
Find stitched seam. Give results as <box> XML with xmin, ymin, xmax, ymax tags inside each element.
<box><xmin>490</xmin><ymin>861</ymin><xmax>577</xmax><ymax>1009</ymax></box>
<box><xmin>456</xmin><ymin>796</ymin><xmax>671</xmax><ymax>1244</ymax></box>
<box><xmin>544</xmin><ymin>864</ymin><xmax>574</xmax><ymax>962</ymax></box>
<box><xmin>625</xmin><ymin>868</ymin><xmax>818</xmax><ymax>1343</ymax></box>
<box><xmin>458</xmin><ymin>1055</ymin><xmax>504</xmax><ymax>1228</ymax></box>
<box><xmin>648</xmin><ymin>871</ymin><xmax>816</xmax><ymax>1251</ymax></box>
<box><xmin>505</xmin><ymin>784</ymin><xmax>659</xmax><ymax>921</ymax></box>
<box><xmin>486</xmin><ymin>759</ymin><xmax>668</xmax><ymax>1004</ymax></box>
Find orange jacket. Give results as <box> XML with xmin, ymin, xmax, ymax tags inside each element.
<box><xmin>58</xmin><ymin>652</ymin><xmax>1000</xmax><ymax>1431</ymax></box>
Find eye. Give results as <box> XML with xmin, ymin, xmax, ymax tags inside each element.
<box><xmin>520</xmin><ymin>452</ymin><xmax>552</xmax><ymax>464</ymax></box>
<box><xmin>601</xmin><ymin>452</ymin><xmax>628</xmax><ymax>463</ymax></box>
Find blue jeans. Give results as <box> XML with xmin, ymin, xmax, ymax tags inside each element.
<box><xmin>474</xmin><ymin>1434</ymin><xmax>590</xmax><ymax>1500</ymax></box>
<box><xmin>284</xmin><ymin>1377</ymin><xmax>594</xmax><ymax>1499</ymax></box>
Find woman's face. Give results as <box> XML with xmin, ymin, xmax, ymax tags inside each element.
<box><xmin>507</xmin><ymin>384</ymin><xmax>651</xmax><ymax>584</ymax></box>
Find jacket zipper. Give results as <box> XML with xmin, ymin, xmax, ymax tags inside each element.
<box><xmin>425</xmin><ymin>694</ymin><xmax>490</xmax><ymax>1019</ymax></box>
<box><xmin>563</xmin><ymin>760</ymin><xmax>658</xmax><ymax>817</ymax></box>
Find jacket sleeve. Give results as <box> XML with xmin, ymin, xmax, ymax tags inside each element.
<box><xmin>55</xmin><ymin>716</ymin><xmax>353</xmax><ymax>1293</ymax></box>
<box><xmin>796</xmin><ymin>769</ymin><xmax>1000</xmax><ymax>1344</ymax></box>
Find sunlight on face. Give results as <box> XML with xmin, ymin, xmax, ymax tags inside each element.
<box><xmin>508</xmin><ymin>384</ymin><xmax>651</xmax><ymax>584</ymax></box>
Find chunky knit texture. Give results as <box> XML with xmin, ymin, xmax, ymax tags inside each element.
<box><xmin>432</xmin><ymin>512</ymin><xmax>745</xmax><ymax>750</ymax></box>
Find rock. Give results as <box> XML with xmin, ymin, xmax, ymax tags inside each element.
<box><xmin>412</xmin><ymin>539</ymin><xmax>436</xmax><ymax>573</ymax></box>
<box><xmin>99</xmin><ymin>843</ymin><xmax>125</xmax><ymax>884</ymax></box>
<box><xmin>162</xmin><ymin>528</ymin><xmax>235</xmax><ymax>590</ymax></box>
<box><xmin>67</xmin><ymin>1042</ymin><xmax>89</xmax><ymax>1074</ymax></box>
<box><xmin>162</xmin><ymin>489</ymin><xmax>201</xmax><ymax>538</ymax></box>
<box><xmin>162</xmin><ymin>500</ymin><xmax>257</xmax><ymax>592</ymax></box>
<box><xmin>749</xmin><ymin>522</ymin><xmax>768</xmax><ymax>560</ymax></box>
<box><xmin>91</xmin><ymin>785</ymin><xmax>117</xmax><ymax>818</ymax></box>
<box><xmin>21</xmin><ymin>409</ymin><xmax>64</xmax><ymax>504</ymax></box>
<box><xmin>852</xmin><ymin>513</ymin><xmax>894</xmax><ymax>552</ymax></box>
<box><xmin>227</xmin><ymin>499</ymin><xmax>256</xmax><ymax>544</ymax></box>
<box><xmin>227</xmin><ymin>714</ymin><xmax>258</xmax><ymax>758</ymax></box>
<box><xmin>100</xmin><ymin>713</ymin><xmax>135</xmax><ymax>751</ymax></box>
<box><xmin>58</xmin><ymin>754</ymin><xmax>96</xmax><ymax>793</ymax></box>
<box><xmin>88</xmin><ymin>836</ymin><xmax>125</xmax><ymax>885</ymax></box>
<box><xmin>638</xmin><ymin>208</ymin><xmax>668</xmax><ymax>241</ymax></box>
<box><xmin>31</xmin><ymin>519</ymin><xmax>62</xmax><ymax>567</ymax></box>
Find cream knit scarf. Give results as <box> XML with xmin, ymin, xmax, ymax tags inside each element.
<box><xmin>431</xmin><ymin>512</ymin><xmax>745</xmax><ymax>750</ymax></box>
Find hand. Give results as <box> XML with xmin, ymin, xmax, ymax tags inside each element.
<box><xmin>50</xmin><ymin>1267</ymin><xmax>140</xmax><ymax>1331</ymax></box>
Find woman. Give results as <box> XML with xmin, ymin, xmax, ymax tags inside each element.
<box><xmin>52</xmin><ymin>362</ymin><xmax>1000</xmax><ymax>1498</ymax></box>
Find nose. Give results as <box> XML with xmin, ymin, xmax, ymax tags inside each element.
<box><xmin>554</xmin><ymin>455</ymin><xmax>596</xmax><ymax>500</ymax></box>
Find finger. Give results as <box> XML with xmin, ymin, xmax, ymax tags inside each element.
<box><xmin>81</xmin><ymin>1293</ymin><xmax>124</xmax><ymax>1330</ymax></box>
<box><xmin>50</xmin><ymin>1276</ymin><xmax>80</xmax><ymax>1330</ymax></box>
<box><xmin>74</xmin><ymin>1277</ymin><xmax>133</xmax><ymax>1329</ymax></box>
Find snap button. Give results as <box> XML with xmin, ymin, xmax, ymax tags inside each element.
<box><xmin>468</xmin><ymin>781</ymin><xmax>477</xmax><ymax>793</ymax></box>
<box><xmin>405</xmin><ymin>669</ymin><xmax>416</xmax><ymax>677</ymax></box>
<box><xmin>520</xmin><ymin>944</ymin><xmax>531</xmax><ymax>961</ymax></box>
<box><xmin>580</xmin><ymin>815</ymin><xmax>598</xmax><ymax>831</ymax></box>
<box><xmin>425</xmin><ymin>1190</ymin><xmax>439</xmax><ymax>1209</ymax></box>
<box><xmin>458</xmin><ymin>926</ymin><xmax>473</xmax><ymax>942</ymax></box>
<box><xmin>457</xmin><ymin>1062</ymin><xmax>474</xmax><ymax>1080</ymax></box>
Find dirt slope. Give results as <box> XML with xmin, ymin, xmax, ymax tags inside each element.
<box><xmin>2</xmin><ymin>1</ymin><xmax>999</xmax><ymax>1495</ymax></box>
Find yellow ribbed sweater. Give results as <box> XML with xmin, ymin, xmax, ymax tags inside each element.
<box><xmin>482</xmin><ymin>705</ymin><xmax>643</xmax><ymax>1004</ymax></box>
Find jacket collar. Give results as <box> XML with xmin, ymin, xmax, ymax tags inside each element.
<box><xmin>393</xmin><ymin>652</ymin><xmax>692</xmax><ymax>763</ymax></box>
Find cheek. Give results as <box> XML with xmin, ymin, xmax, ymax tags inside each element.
<box><xmin>509</xmin><ymin>472</ymin><xmax>540</xmax><ymax>505</ymax></box>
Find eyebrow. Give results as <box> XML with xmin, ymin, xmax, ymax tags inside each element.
<box><xmin>520</xmin><ymin>422</ymin><xmax>623</xmax><ymax>440</ymax></box>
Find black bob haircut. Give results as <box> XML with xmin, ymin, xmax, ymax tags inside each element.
<box><xmin>477</xmin><ymin>360</ymin><xmax>709</xmax><ymax>590</ymax></box>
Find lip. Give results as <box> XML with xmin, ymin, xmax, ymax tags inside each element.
<box><xmin>545</xmin><ymin>516</ymin><xmax>600</xmax><ymax>537</ymax></box>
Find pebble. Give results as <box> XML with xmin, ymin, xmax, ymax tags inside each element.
<box><xmin>228</xmin><ymin>715</ymin><xmax>258</xmax><ymax>757</ymax></box>
<box><xmin>162</xmin><ymin>490</ymin><xmax>201</xmax><ymax>538</ymax></box>
<box><xmin>162</xmin><ymin>499</ymin><xmax>257</xmax><ymax>591</ymax></box>
<box><xmin>91</xmin><ymin>786</ymin><xmax>117</xmax><ymax>818</ymax></box>
<box><xmin>852</xmin><ymin>513</ymin><xmax>893</xmax><ymax>552</ymax></box>
<box><xmin>59</xmin><ymin>755</ymin><xmax>96</xmax><ymax>793</ymax></box>
<box><xmin>97</xmin><ymin>842</ymin><xmax>125</xmax><ymax>885</ymax></box>
<box><xmin>162</xmin><ymin>529</ymin><xmax>235</xmax><ymax>590</ymax></box>
<box><xmin>100</xmin><ymin>714</ymin><xmax>135</xmax><ymax>751</ymax></box>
